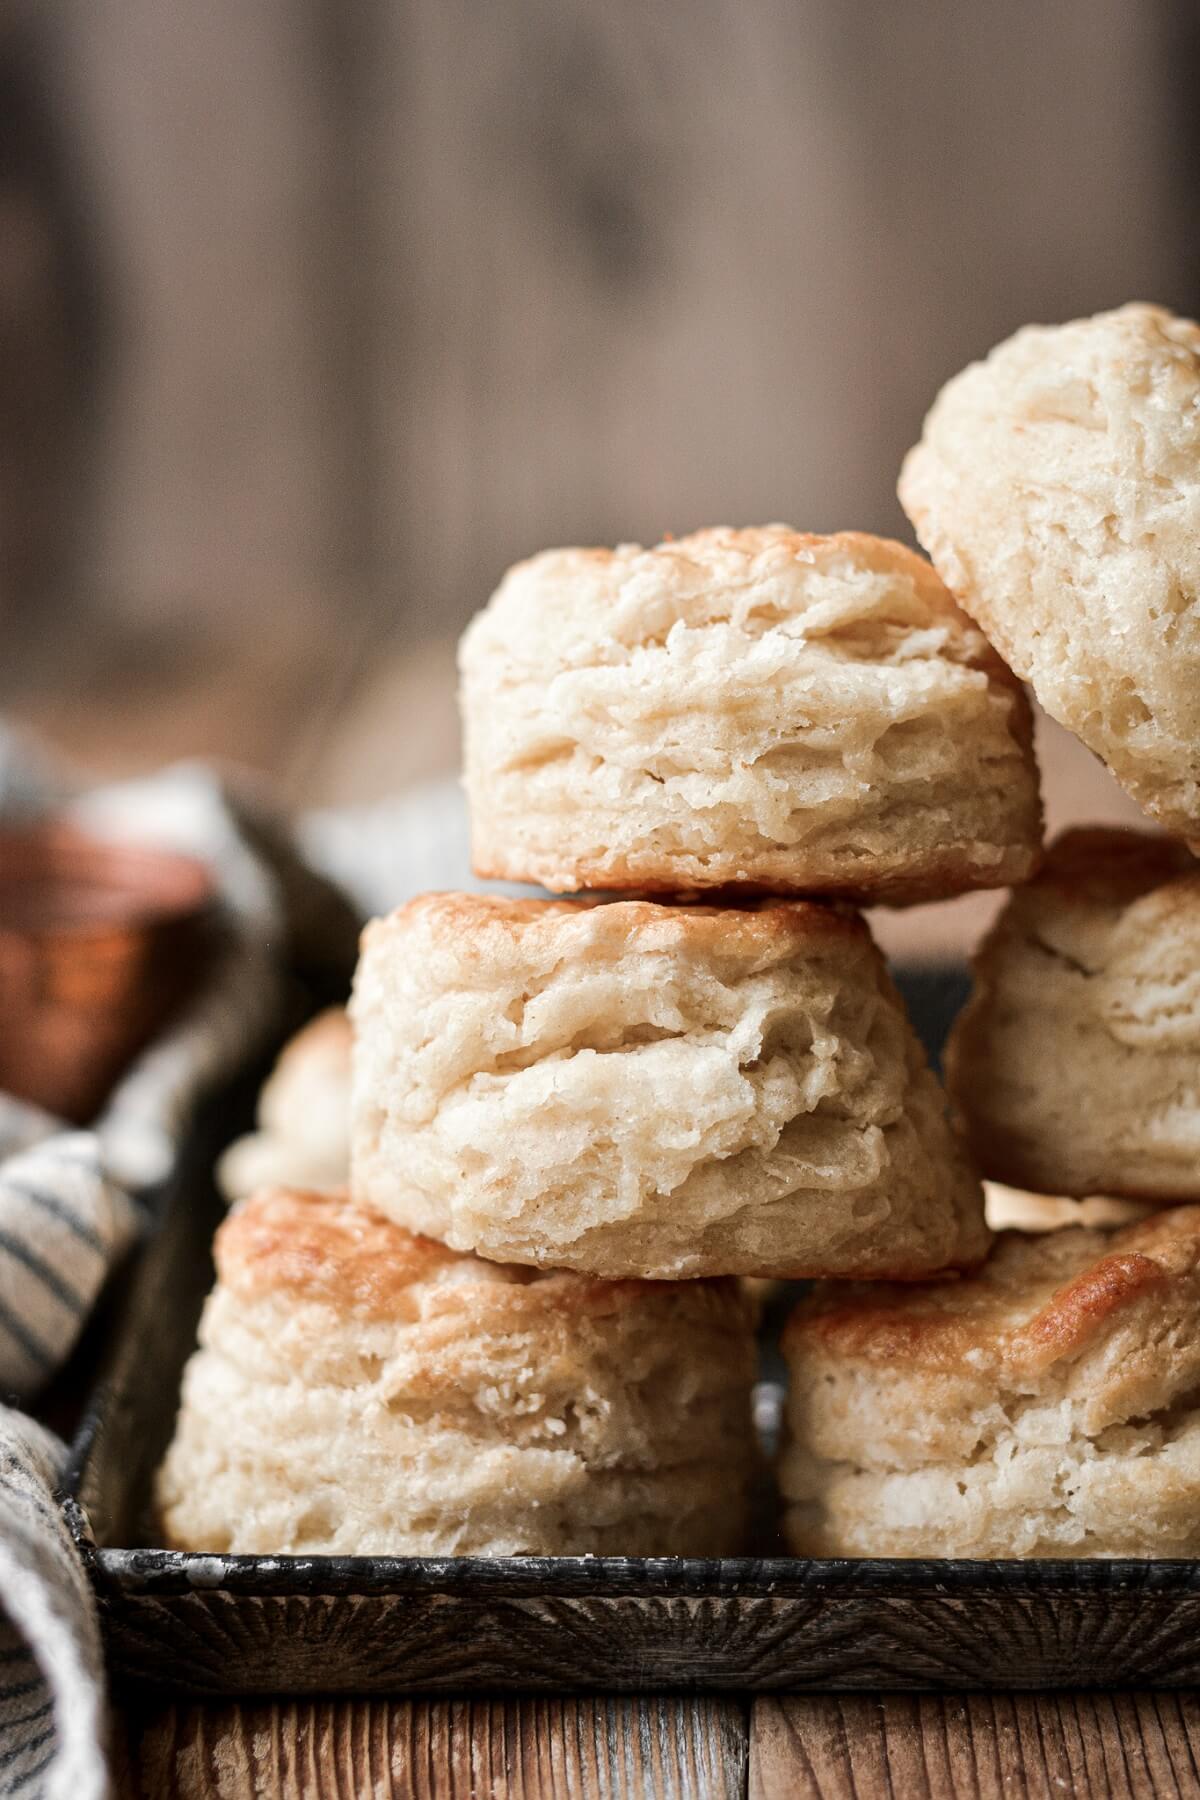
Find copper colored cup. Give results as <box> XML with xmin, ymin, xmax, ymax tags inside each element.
<box><xmin>0</xmin><ymin>825</ymin><xmax>216</xmax><ymax>1124</ymax></box>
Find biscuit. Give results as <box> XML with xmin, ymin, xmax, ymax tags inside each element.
<box><xmin>459</xmin><ymin>528</ymin><xmax>1041</xmax><ymax>904</ymax></box>
<box><xmin>350</xmin><ymin>892</ymin><xmax>989</xmax><ymax>1281</ymax></box>
<box><xmin>899</xmin><ymin>304</ymin><xmax>1200</xmax><ymax>838</ymax></box>
<box><xmin>156</xmin><ymin>1187</ymin><xmax>756</xmax><ymax>1556</ymax></box>
<box><xmin>217</xmin><ymin>1009</ymin><xmax>352</xmax><ymax>1202</ymax></box>
<box><xmin>946</xmin><ymin>829</ymin><xmax>1200</xmax><ymax>1199</ymax></box>
<box><xmin>780</xmin><ymin>1207</ymin><xmax>1200</xmax><ymax>1557</ymax></box>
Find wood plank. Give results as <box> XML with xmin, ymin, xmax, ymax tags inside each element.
<box><xmin>749</xmin><ymin>1693</ymin><xmax>1200</xmax><ymax>1800</ymax></box>
<box><xmin>53</xmin><ymin>0</ymin><xmax>356</xmax><ymax>631</ymax></box>
<box><xmin>115</xmin><ymin>1696</ymin><xmax>748</xmax><ymax>1799</ymax></box>
<box><xmin>367</xmin><ymin>0</ymin><xmax>1186</xmax><ymax>658</ymax></box>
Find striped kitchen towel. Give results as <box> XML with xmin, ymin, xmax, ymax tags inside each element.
<box><xmin>0</xmin><ymin>723</ymin><xmax>362</xmax><ymax>1798</ymax></box>
<box><xmin>0</xmin><ymin>741</ymin><xmax>305</xmax><ymax>1397</ymax></box>
<box><xmin>0</xmin><ymin>1411</ymin><xmax>107</xmax><ymax>1800</ymax></box>
<box><xmin>0</xmin><ymin>1125</ymin><xmax>136</xmax><ymax>1402</ymax></box>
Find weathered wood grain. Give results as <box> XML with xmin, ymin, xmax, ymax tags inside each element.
<box><xmin>749</xmin><ymin>1693</ymin><xmax>1200</xmax><ymax>1800</ymax></box>
<box><xmin>366</xmin><ymin>0</ymin><xmax>1187</xmax><ymax>656</ymax></box>
<box><xmin>113</xmin><ymin>1692</ymin><xmax>1200</xmax><ymax>1798</ymax></box>
<box><xmin>51</xmin><ymin>0</ymin><xmax>356</xmax><ymax>630</ymax></box>
<box><xmin>9</xmin><ymin>2</ymin><xmax>1196</xmax><ymax>717</ymax></box>
<box><xmin>114</xmin><ymin>1697</ymin><xmax>748</xmax><ymax>1799</ymax></box>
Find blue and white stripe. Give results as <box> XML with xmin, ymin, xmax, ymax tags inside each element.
<box><xmin>0</xmin><ymin>722</ymin><xmax>338</xmax><ymax>1798</ymax></box>
<box><xmin>0</xmin><ymin>718</ymin><xmax>448</xmax><ymax>1796</ymax></box>
<box><xmin>0</xmin><ymin>1411</ymin><xmax>106</xmax><ymax>1800</ymax></box>
<box><xmin>0</xmin><ymin>1135</ymin><xmax>136</xmax><ymax>1402</ymax></box>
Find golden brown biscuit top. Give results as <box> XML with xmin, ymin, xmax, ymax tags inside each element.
<box><xmin>1029</xmin><ymin>829</ymin><xmax>1197</xmax><ymax>909</ymax></box>
<box><xmin>783</xmin><ymin>1206</ymin><xmax>1200</xmax><ymax>1378</ymax></box>
<box><xmin>461</xmin><ymin>525</ymin><xmax>1021</xmax><ymax>688</ymax></box>
<box><xmin>363</xmin><ymin>891</ymin><xmax>872</xmax><ymax>965</ymax></box>
<box><xmin>503</xmin><ymin>526</ymin><xmax>966</xmax><ymax>616</ymax></box>
<box><xmin>979</xmin><ymin>827</ymin><xmax>1200</xmax><ymax>986</ymax></box>
<box><xmin>217</xmin><ymin>1188</ymin><xmax>478</xmax><ymax>1314</ymax></box>
<box><xmin>218</xmin><ymin>1187</ymin><xmax>747</xmax><ymax>1325</ymax></box>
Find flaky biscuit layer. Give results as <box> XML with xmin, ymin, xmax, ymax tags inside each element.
<box><xmin>157</xmin><ymin>1188</ymin><xmax>756</xmax><ymax>1556</ymax></box>
<box><xmin>781</xmin><ymin>1207</ymin><xmax>1200</xmax><ymax>1557</ymax></box>
<box><xmin>350</xmin><ymin>892</ymin><xmax>988</xmax><ymax>1281</ymax></box>
<box><xmin>946</xmin><ymin>829</ymin><xmax>1200</xmax><ymax>1200</ymax></box>
<box><xmin>460</xmin><ymin>527</ymin><xmax>1041</xmax><ymax>903</ymax></box>
<box><xmin>900</xmin><ymin>304</ymin><xmax>1200</xmax><ymax>838</ymax></box>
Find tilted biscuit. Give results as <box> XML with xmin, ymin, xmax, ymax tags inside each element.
<box><xmin>946</xmin><ymin>829</ymin><xmax>1200</xmax><ymax>1200</ymax></box>
<box><xmin>781</xmin><ymin>1207</ymin><xmax>1200</xmax><ymax>1558</ymax></box>
<box><xmin>350</xmin><ymin>892</ymin><xmax>989</xmax><ymax>1281</ymax></box>
<box><xmin>900</xmin><ymin>304</ymin><xmax>1200</xmax><ymax>839</ymax></box>
<box><xmin>459</xmin><ymin>527</ymin><xmax>1041</xmax><ymax>904</ymax></box>
<box><xmin>156</xmin><ymin>1187</ymin><xmax>756</xmax><ymax>1557</ymax></box>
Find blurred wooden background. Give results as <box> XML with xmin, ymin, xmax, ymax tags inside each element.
<box><xmin>1</xmin><ymin>0</ymin><xmax>1197</xmax><ymax>814</ymax></box>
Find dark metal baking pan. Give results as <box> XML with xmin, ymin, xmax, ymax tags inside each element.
<box><xmin>67</xmin><ymin>968</ymin><xmax>1200</xmax><ymax>1697</ymax></box>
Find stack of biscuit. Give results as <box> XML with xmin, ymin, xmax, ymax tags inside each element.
<box><xmin>160</xmin><ymin>300</ymin><xmax>1200</xmax><ymax>1563</ymax></box>
<box><xmin>782</xmin><ymin>302</ymin><xmax>1200</xmax><ymax>1560</ymax></box>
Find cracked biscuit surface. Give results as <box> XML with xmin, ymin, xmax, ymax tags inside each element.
<box><xmin>781</xmin><ymin>1206</ymin><xmax>1200</xmax><ymax>1557</ymax></box>
<box><xmin>156</xmin><ymin>1187</ymin><xmax>756</xmax><ymax>1556</ymax></box>
<box><xmin>459</xmin><ymin>527</ymin><xmax>1041</xmax><ymax>904</ymax></box>
<box><xmin>946</xmin><ymin>829</ymin><xmax>1200</xmax><ymax>1200</ymax></box>
<box><xmin>349</xmin><ymin>892</ymin><xmax>988</xmax><ymax>1281</ymax></box>
<box><xmin>900</xmin><ymin>303</ymin><xmax>1200</xmax><ymax>838</ymax></box>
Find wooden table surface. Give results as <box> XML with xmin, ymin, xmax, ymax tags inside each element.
<box><xmin>17</xmin><ymin>647</ymin><xmax>1175</xmax><ymax>1800</ymax></box>
<box><xmin>112</xmin><ymin>1693</ymin><xmax>1200</xmax><ymax>1798</ymax></box>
